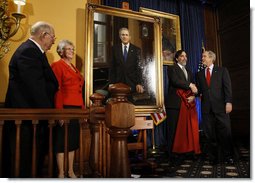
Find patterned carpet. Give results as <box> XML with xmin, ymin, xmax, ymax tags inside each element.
<box><xmin>129</xmin><ymin>142</ymin><xmax>250</xmax><ymax>178</ymax></box>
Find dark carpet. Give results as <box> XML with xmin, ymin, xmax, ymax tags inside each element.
<box><xmin>129</xmin><ymin>142</ymin><xmax>250</xmax><ymax>178</ymax></box>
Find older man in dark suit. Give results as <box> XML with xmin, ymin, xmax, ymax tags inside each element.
<box><xmin>109</xmin><ymin>27</ymin><xmax>144</xmax><ymax>95</ymax></box>
<box><xmin>197</xmin><ymin>50</ymin><xmax>236</xmax><ymax>164</ymax></box>
<box><xmin>4</xmin><ymin>21</ymin><xmax>58</xmax><ymax>177</ymax></box>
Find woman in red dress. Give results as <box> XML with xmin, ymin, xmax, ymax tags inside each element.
<box><xmin>51</xmin><ymin>40</ymin><xmax>84</xmax><ymax>178</ymax></box>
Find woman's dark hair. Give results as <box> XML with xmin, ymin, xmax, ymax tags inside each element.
<box><xmin>174</xmin><ymin>49</ymin><xmax>185</xmax><ymax>62</ymax></box>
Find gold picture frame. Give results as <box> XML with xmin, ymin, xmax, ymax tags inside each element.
<box><xmin>85</xmin><ymin>3</ymin><xmax>164</xmax><ymax>113</ymax></box>
<box><xmin>140</xmin><ymin>7</ymin><xmax>182</xmax><ymax>65</ymax></box>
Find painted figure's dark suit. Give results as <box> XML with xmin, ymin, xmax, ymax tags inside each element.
<box><xmin>165</xmin><ymin>64</ymin><xmax>194</xmax><ymax>156</ymax></box>
<box><xmin>109</xmin><ymin>43</ymin><xmax>142</xmax><ymax>93</ymax></box>
<box><xmin>4</xmin><ymin>39</ymin><xmax>58</xmax><ymax>177</ymax></box>
<box><xmin>197</xmin><ymin>66</ymin><xmax>235</xmax><ymax>162</ymax></box>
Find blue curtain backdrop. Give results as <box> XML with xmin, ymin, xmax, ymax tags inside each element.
<box><xmin>102</xmin><ymin>0</ymin><xmax>206</xmax><ymax>147</ymax></box>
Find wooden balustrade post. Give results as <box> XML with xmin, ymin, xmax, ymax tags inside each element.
<box><xmin>105</xmin><ymin>83</ymin><xmax>135</xmax><ymax>178</ymax></box>
<box><xmin>31</xmin><ymin>120</ymin><xmax>39</xmax><ymax>178</ymax></box>
<box><xmin>101</xmin><ymin>121</ymin><xmax>107</xmax><ymax>177</ymax></box>
<box><xmin>0</xmin><ymin>120</ymin><xmax>4</xmax><ymax>177</ymax></box>
<box><xmin>64</xmin><ymin>120</ymin><xmax>69</xmax><ymax>178</ymax></box>
<box><xmin>89</xmin><ymin>93</ymin><xmax>105</xmax><ymax>177</ymax></box>
<box><xmin>79</xmin><ymin>118</ymin><xmax>87</xmax><ymax>178</ymax></box>
<box><xmin>48</xmin><ymin>120</ymin><xmax>55</xmax><ymax>178</ymax></box>
<box><xmin>15</xmin><ymin>120</ymin><xmax>22</xmax><ymax>177</ymax></box>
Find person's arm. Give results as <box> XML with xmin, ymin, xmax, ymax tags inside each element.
<box><xmin>222</xmin><ymin>67</ymin><xmax>233</xmax><ymax>113</ymax></box>
<box><xmin>195</xmin><ymin>72</ymin><xmax>202</xmax><ymax>97</ymax></box>
<box><xmin>168</xmin><ymin>65</ymin><xmax>191</xmax><ymax>90</ymax></box>
<box><xmin>51</xmin><ymin>63</ymin><xmax>63</xmax><ymax>109</ymax></box>
<box><xmin>188</xmin><ymin>70</ymin><xmax>198</xmax><ymax>94</ymax></box>
<box><xmin>222</xmin><ymin>67</ymin><xmax>232</xmax><ymax>103</ymax></box>
<box><xmin>17</xmin><ymin>48</ymin><xmax>52</xmax><ymax>107</ymax></box>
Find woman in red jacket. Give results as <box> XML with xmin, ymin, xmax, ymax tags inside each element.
<box><xmin>51</xmin><ymin>40</ymin><xmax>84</xmax><ymax>178</ymax></box>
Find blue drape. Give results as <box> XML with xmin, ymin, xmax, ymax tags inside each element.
<box><xmin>102</xmin><ymin>0</ymin><xmax>178</xmax><ymax>13</ymax></box>
<box><xmin>178</xmin><ymin>0</ymin><xmax>205</xmax><ymax>126</ymax></box>
<box><xmin>102</xmin><ymin>0</ymin><xmax>205</xmax><ymax>147</ymax></box>
<box><xmin>179</xmin><ymin>0</ymin><xmax>205</xmax><ymax>75</ymax></box>
<box><xmin>102</xmin><ymin>0</ymin><xmax>205</xmax><ymax>74</ymax></box>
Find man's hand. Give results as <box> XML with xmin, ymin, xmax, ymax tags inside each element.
<box><xmin>187</xmin><ymin>96</ymin><xmax>195</xmax><ymax>103</ymax></box>
<box><xmin>189</xmin><ymin>83</ymin><xmax>198</xmax><ymax>94</ymax></box>
<box><xmin>226</xmin><ymin>103</ymin><xmax>232</xmax><ymax>113</ymax></box>
<box><xmin>136</xmin><ymin>84</ymin><xmax>144</xmax><ymax>93</ymax></box>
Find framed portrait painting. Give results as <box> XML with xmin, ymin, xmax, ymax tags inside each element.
<box><xmin>140</xmin><ymin>7</ymin><xmax>182</xmax><ymax>65</ymax></box>
<box><xmin>85</xmin><ymin>3</ymin><xmax>164</xmax><ymax>114</ymax></box>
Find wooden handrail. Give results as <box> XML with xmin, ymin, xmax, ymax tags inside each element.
<box><xmin>0</xmin><ymin>108</ymin><xmax>89</xmax><ymax>178</ymax></box>
<box><xmin>0</xmin><ymin>84</ymin><xmax>136</xmax><ymax>178</ymax></box>
<box><xmin>0</xmin><ymin>109</ymin><xmax>89</xmax><ymax>120</ymax></box>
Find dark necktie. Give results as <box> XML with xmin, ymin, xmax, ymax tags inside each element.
<box><xmin>182</xmin><ymin>66</ymin><xmax>188</xmax><ymax>80</ymax></box>
<box><xmin>206</xmin><ymin>67</ymin><xmax>211</xmax><ymax>86</ymax></box>
<box><xmin>123</xmin><ymin>45</ymin><xmax>128</xmax><ymax>61</ymax></box>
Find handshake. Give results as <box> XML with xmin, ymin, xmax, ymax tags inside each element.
<box><xmin>189</xmin><ymin>83</ymin><xmax>198</xmax><ymax>94</ymax></box>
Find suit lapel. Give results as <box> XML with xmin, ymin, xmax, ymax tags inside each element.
<box><xmin>117</xmin><ymin>45</ymin><xmax>125</xmax><ymax>64</ymax></box>
<box><xmin>210</xmin><ymin>66</ymin><xmax>218</xmax><ymax>85</ymax></box>
<box><xmin>126</xmin><ymin>44</ymin><xmax>134</xmax><ymax>63</ymax></box>
<box><xmin>176</xmin><ymin>64</ymin><xmax>187</xmax><ymax>81</ymax></box>
<box><xmin>60</xmin><ymin>60</ymin><xmax>80</xmax><ymax>78</ymax></box>
<box><xmin>125</xmin><ymin>44</ymin><xmax>136</xmax><ymax>65</ymax></box>
<box><xmin>199</xmin><ymin>69</ymin><xmax>207</xmax><ymax>86</ymax></box>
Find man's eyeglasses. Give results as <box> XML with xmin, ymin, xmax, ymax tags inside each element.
<box><xmin>45</xmin><ymin>32</ymin><xmax>56</xmax><ymax>40</ymax></box>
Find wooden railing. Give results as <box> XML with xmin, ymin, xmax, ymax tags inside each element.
<box><xmin>0</xmin><ymin>83</ymin><xmax>136</xmax><ymax>178</ymax></box>
<box><xmin>0</xmin><ymin>108</ymin><xmax>89</xmax><ymax>178</ymax></box>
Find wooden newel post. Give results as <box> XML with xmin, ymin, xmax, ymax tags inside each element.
<box><xmin>89</xmin><ymin>93</ymin><xmax>105</xmax><ymax>176</ymax></box>
<box><xmin>105</xmin><ymin>83</ymin><xmax>135</xmax><ymax>178</ymax></box>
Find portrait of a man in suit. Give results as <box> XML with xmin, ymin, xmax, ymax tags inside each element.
<box><xmin>109</xmin><ymin>27</ymin><xmax>145</xmax><ymax>103</ymax></box>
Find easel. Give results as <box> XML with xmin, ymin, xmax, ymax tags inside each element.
<box><xmin>127</xmin><ymin>114</ymin><xmax>153</xmax><ymax>159</ymax></box>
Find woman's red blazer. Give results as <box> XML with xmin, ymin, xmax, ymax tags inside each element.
<box><xmin>51</xmin><ymin>59</ymin><xmax>85</xmax><ymax>109</ymax></box>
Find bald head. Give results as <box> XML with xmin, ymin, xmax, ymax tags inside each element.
<box><xmin>30</xmin><ymin>21</ymin><xmax>54</xmax><ymax>37</ymax></box>
<box><xmin>30</xmin><ymin>21</ymin><xmax>56</xmax><ymax>52</ymax></box>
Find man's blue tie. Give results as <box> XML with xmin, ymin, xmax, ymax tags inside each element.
<box><xmin>123</xmin><ymin>45</ymin><xmax>128</xmax><ymax>61</ymax></box>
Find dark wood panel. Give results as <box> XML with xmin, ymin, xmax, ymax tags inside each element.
<box><xmin>231</xmin><ymin>109</ymin><xmax>250</xmax><ymax>142</ymax></box>
<box><xmin>203</xmin><ymin>6</ymin><xmax>218</xmax><ymax>56</ymax></box>
<box><xmin>219</xmin><ymin>18</ymin><xmax>250</xmax><ymax>67</ymax></box>
<box><xmin>217</xmin><ymin>0</ymin><xmax>250</xmax><ymax>29</ymax></box>
<box><xmin>219</xmin><ymin>18</ymin><xmax>250</xmax><ymax>111</ymax></box>
<box><xmin>216</xmin><ymin>0</ymin><xmax>250</xmax><ymax>142</ymax></box>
